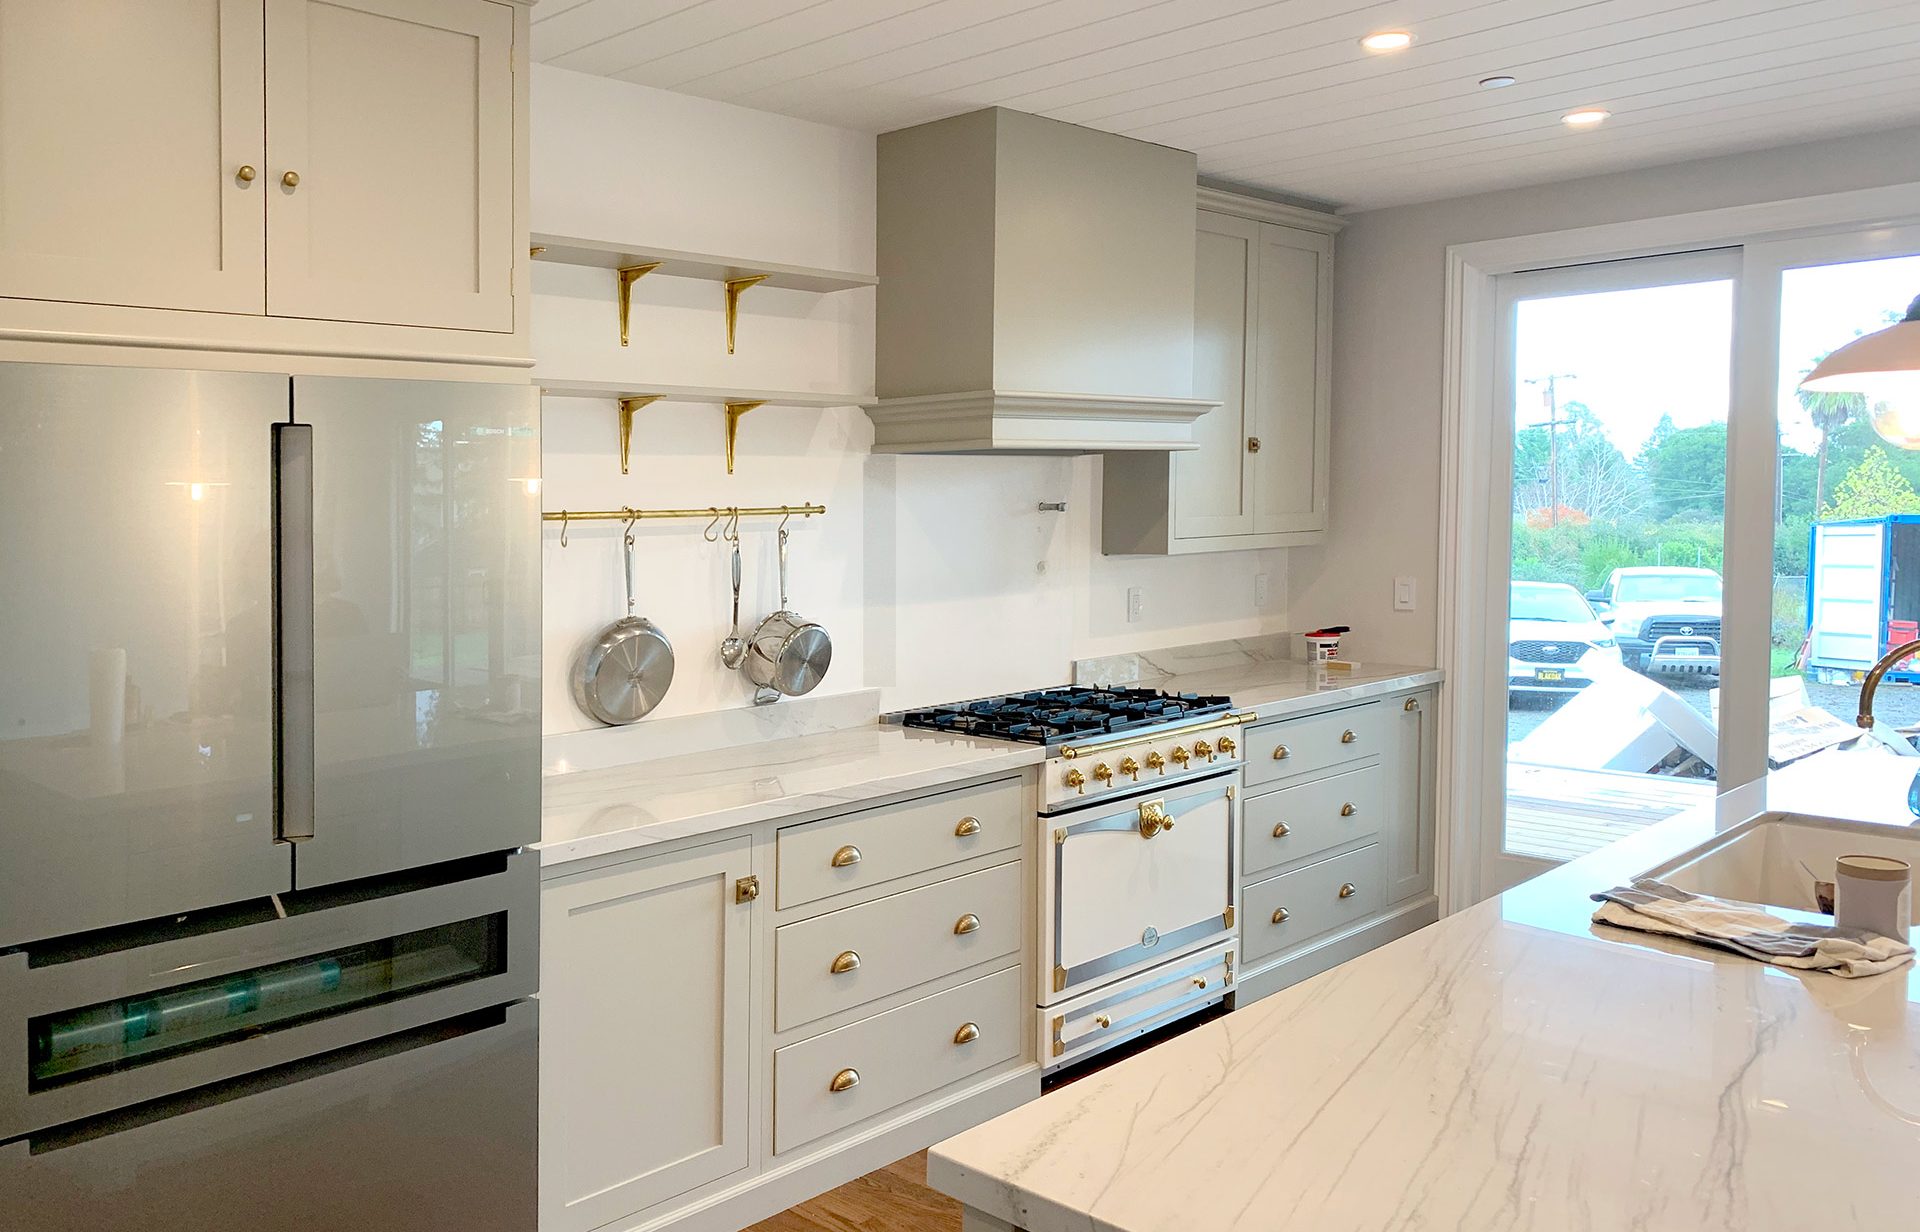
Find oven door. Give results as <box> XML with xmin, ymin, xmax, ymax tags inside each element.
<box><xmin>1043</xmin><ymin>772</ymin><xmax>1237</xmax><ymax>1005</ymax></box>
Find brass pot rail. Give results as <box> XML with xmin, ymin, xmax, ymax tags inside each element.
<box><xmin>544</xmin><ymin>504</ymin><xmax>825</xmax><ymax>547</ymax></box>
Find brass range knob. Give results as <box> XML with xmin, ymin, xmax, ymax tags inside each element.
<box><xmin>1193</xmin><ymin>976</ymin><xmax>1208</xmax><ymax>989</ymax></box>
<box><xmin>829</xmin><ymin>1068</ymin><xmax>860</xmax><ymax>1094</ymax></box>
<box><xmin>1092</xmin><ymin>762</ymin><xmax>1114</xmax><ymax>785</ymax></box>
<box><xmin>1118</xmin><ymin>755</ymin><xmax>1140</xmax><ymax>782</ymax></box>
<box><xmin>1170</xmin><ymin>746</ymin><xmax>1190</xmax><ymax>768</ymax></box>
<box><xmin>1064</xmin><ymin>766</ymin><xmax>1086</xmax><ymax>794</ymax></box>
<box><xmin>1192</xmin><ymin>739</ymin><xmax>1213</xmax><ymax>763</ymax></box>
<box><xmin>1217</xmin><ymin>735</ymin><xmax>1237</xmax><ymax>756</ymax></box>
<box><xmin>1145</xmin><ymin>750</ymin><xmax>1166</xmax><ymax>774</ymax></box>
<box><xmin>1094</xmin><ymin>1014</ymin><xmax>1112</xmax><ymax>1029</ymax></box>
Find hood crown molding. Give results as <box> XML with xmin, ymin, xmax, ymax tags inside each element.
<box><xmin>865</xmin><ymin>390</ymin><xmax>1215</xmax><ymax>454</ymax></box>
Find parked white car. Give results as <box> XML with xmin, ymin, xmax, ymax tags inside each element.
<box><xmin>1509</xmin><ymin>581</ymin><xmax>1622</xmax><ymax>698</ymax></box>
<box><xmin>1586</xmin><ymin>566</ymin><xmax>1722</xmax><ymax>676</ymax></box>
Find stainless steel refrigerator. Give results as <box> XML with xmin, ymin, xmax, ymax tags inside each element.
<box><xmin>0</xmin><ymin>363</ymin><xmax>541</xmax><ymax>1230</ymax></box>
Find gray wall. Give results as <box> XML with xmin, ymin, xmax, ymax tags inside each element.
<box><xmin>1291</xmin><ymin>123</ymin><xmax>1920</xmax><ymax>665</ymax></box>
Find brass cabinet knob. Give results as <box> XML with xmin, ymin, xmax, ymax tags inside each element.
<box><xmin>1247</xmin><ymin>436</ymin><xmax>1262</xmax><ymax>453</ymax></box>
<box><xmin>1340</xmin><ymin>803</ymin><xmax>1358</xmax><ymax>817</ymax></box>
<box><xmin>1094</xmin><ymin>1014</ymin><xmax>1112</xmax><ymax>1029</ymax></box>
<box><xmin>1092</xmin><ymin>762</ymin><xmax>1114</xmax><ymax>785</ymax></box>
<box><xmin>1145</xmin><ymin>751</ymin><xmax>1166</xmax><ymax>774</ymax></box>
<box><xmin>1192</xmin><ymin>739</ymin><xmax>1213</xmax><ymax>762</ymax></box>
<box><xmin>1338</xmin><ymin>882</ymin><xmax>1357</xmax><ymax>899</ymax></box>
<box><xmin>1118</xmin><ymin>755</ymin><xmax>1140</xmax><ymax>781</ymax></box>
<box><xmin>1064</xmin><ymin>767</ymin><xmax>1086</xmax><ymax>794</ymax></box>
<box><xmin>953</xmin><ymin>1022</ymin><xmax>980</xmax><ymax>1046</ymax></box>
<box><xmin>1217</xmin><ymin>735</ymin><xmax>1237</xmax><ymax>755</ymax></box>
<box><xmin>1192</xmin><ymin>976</ymin><xmax>1208</xmax><ymax>989</ymax></box>
<box><xmin>1272</xmin><ymin>744</ymin><xmax>1290</xmax><ymax>760</ymax></box>
<box><xmin>1170</xmin><ymin>746</ymin><xmax>1190</xmax><ymax>767</ymax></box>
<box><xmin>236</xmin><ymin>164</ymin><xmax>256</xmax><ymax>182</ymax></box>
<box><xmin>830</xmin><ymin>950</ymin><xmax>861</xmax><ymax>974</ymax></box>
<box><xmin>829</xmin><ymin>1068</ymin><xmax>860</xmax><ymax>1093</ymax></box>
<box><xmin>281</xmin><ymin>169</ymin><xmax>300</xmax><ymax>188</ymax></box>
<box><xmin>1271</xmin><ymin>821</ymin><xmax>1291</xmax><ymax>838</ymax></box>
<box><xmin>1272</xmin><ymin>906</ymin><xmax>1290</xmax><ymax>924</ymax></box>
<box><xmin>954</xmin><ymin>815</ymin><xmax>982</xmax><ymax>837</ymax></box>
<box><xmin>1341</xmin><ymin>729</ymin><xmax>1358</xmax><ymax>744</ymax></box>
<box><xmin>830</xmin><ymin>844</ymin><xmax>862</xmax><ymax>868</ymax></box>
<box><xmin>953</xmin><ymin>913</ymin><xmax>981</xmax><ymax>936</ymax></box>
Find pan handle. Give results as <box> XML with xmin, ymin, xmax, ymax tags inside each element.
<box><xmin>623</xmin><ymin>524</ymin><xmax>637</xmax><ymax>618</ymax></box>
<box><xmin>778</xmin><ymin>526</ymin><xmax>790</xmax><ymax>610</ymax></box>
<box><xmin>272</xmin><ymin>423</ymin><xmax>316</xmax><ymax>844</ymax></box>
<box><xmin>730</xmin><ymin>535</ymin><xmax>742</xmax><ymax>627</ymax></box>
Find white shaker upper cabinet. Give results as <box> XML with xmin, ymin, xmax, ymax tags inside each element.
<box><xmin>265</xmin><ymin>0</ymin><xmax>516</xmax><ymax>332</ymax></box>
<box><xmin>0</xmin><ymin>0</ymin><xmax>266</xmax><ymax>314</ymax></box>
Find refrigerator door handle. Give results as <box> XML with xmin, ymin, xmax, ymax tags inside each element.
<box><xmin>273</xmin><ymin>423</ymin><xmax>316</xmax><ymax>844</ymax></box>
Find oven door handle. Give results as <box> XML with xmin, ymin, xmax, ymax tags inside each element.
<box><xmin>1137</xmin><ymin>799</ymin><xmax>1174</xmax><ymax>839</ymax></box>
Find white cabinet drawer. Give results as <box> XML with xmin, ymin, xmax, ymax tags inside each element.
<box><xmin>1242</xmin><ymin>844</ymin><xmax>1386</xmax><ymax>964</ymax></box>
<box><xmin>772</xmin><ymin>966</ymin><xmax>1022</xmax><ymax>1155</ymax></box>
<box><xmin>1243</xmin><ymin>761</ymin><xmax>1383</xmax><ymax>877</ymax></box>
<box><xmin>775</xmin><ymin>861</ymin><xmax>1022</xmax><ymax>1032</ymax></box>
<box><xmin>1047</xmin><ymin>941</ymin><xmax>1232</xmax><ymax>1070</ymax></box>
<box><xmin>776</xmin><ymin>777</ymin><xmax>1023</xmax><ymax>910</ymax></box>
<box><xmin>1245</xmin><ymin>700</ymin><xmax>1392</xmax><ymax>787</ymax></box>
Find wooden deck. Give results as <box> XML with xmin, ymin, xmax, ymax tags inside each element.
<box><xmin>1505</xmin><ymin>762</ymin><xmax>1715</xmax><ymax>862</ymax></box>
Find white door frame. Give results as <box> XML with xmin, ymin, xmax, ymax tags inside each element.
<box><xmin>1435</xmin><ymin>182</ymin><xmax>1920</xmax><ymax>913</ymax></box>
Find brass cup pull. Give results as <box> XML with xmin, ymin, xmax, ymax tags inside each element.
<box><xmin>1272</xmin><ymin>744</ymin><xmax>1291</xmax><ymax>760</ymax></box>
<box><xmin>830</xmin><ymin>950</ymin><xmax>861</xmax><ymax>974</ymax></box>
<box><xmin>1404</xmin><ymin>697</ymin><xmax>1421</xmax><ymax>712</ymax></box>
<box><xmin>953</xmin><ymin>1022</ymin><xmax>980</xmax><ymax>1046</ymax></box>
<box><xmin>280</xmin><ymin>169</ymin><xmax>300</xmax><ymax>188</ymax></box>
<box><xmin>830</xmin><ymin>844</ymin><xmax>862</xmax><ymax>868</ymax></box>
<box><xmin>953</xmin><ymin>913</ymin><xmax>981</xmax><ymax>936</ymax></box>
<box><xmin>829</xmin><ymin>1068</ymin><xmax>860</xmax><ymax>1094</ymax></box>
<box><xmin>1338</xmin><ymin>882</ymin><xmax>1357</xmax><ymax>899</ymax></box>
<box><xmin>236</xmin><ymin>164</ymin><xmax>256</xmax><ymax>182</ymax></box>
<box><xmin>1271</xmin><ymin>821</ymin><xmax>1291</xmax><ymax>838</ymax></box>
<box><xmin>1340</xmin><ymin>730</ymin><xmax>1358</xmax><ymax>744</ymax></box>
<box><xmin>954</xmin><ymin>815</ymin><xmax>982</xmax><ymax>837</ymax></box>
<box><xmin>1094</xmin><ymin>1014</ymin><xmax>1112</xmax><ymax>1029</ymax></box>
<box><xmin>1340</xmin><ymin>803</ymin><xmax>1358</xmax><ymax>817</ymax></box>
<box><xmin>1272</xmin><ymin>906</ymin><xmax>1291</xmax><ymax>924</ymax></box>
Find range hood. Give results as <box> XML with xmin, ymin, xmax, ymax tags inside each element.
<box><xmin>867</xmin><ymin>108</ymin><xmax>1215</xmax><ymax>454</ymax></box>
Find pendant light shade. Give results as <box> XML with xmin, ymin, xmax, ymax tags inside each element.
<box><xmin>1801</xmin><ymin>294</ymin><xmax>1920</xmax><ymax>449</ymax></box>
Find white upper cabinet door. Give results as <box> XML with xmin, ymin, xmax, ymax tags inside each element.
<box><xmin>264</xmin><ymin>0</ymin><xmax>515</xmax><ymax>332</ymax></box>
<box><xmin>1176</xmin><ymin>212</ymin><xmax>1259</xmax><ymax>540</ymax></box>
<box><xmin>0</xmin><ymin>0</ymin><xmax>265</xmax><ymax>313</ymax></box>
<box><xmin>1251</xmin><ymin>222</ymin><xmax>1333</xmax><ymax>536</ymax></box>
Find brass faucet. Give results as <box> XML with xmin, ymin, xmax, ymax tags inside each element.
<box><xmin>1856</xmin><ymin>639</ymin><xmax>1920</xmax><ymax>730</ymax></box>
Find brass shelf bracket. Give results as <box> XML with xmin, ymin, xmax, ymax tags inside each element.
<box><xmin>724</xmin><ymin>275</ymin><xmax>768</xmax><ymax>354</ymax></box>
<box><xmin>616</xmin><ymin>396</ymin><xmax>662</xmax><ymax>475</ymax></box>
<box><xmin>616</xmin><ymin>262</ymin><xmax>662</xmax><ymax>347</ymax></box>
<box><xmin>724</xmin><ymin>401</ymin><xmax>765</xmax><ymax>475</ymax></box>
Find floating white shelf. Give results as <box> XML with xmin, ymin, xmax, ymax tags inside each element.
<box><xmin>530</xmin><ymin>234</ymin><xmax>876</xmax><ymax>294</ymax></box>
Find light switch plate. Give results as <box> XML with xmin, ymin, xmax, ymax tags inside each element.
<box><xmin>1254</xmin><ymin>573</ymin><xmax>1270</xmax><ymax>607</ymax></box>
<box><xmin>1126</xmin><ymin>586</ymin><xmax>1144</xmax><ymax>623</ymax></box>
<box><xmin>1393</xmin><ymin>576</ymin><xmax>1415</xmax><ymax>611</ymax></box>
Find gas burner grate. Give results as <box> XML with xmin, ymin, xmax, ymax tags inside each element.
<box><xmin>897</xmin><ymin>686</ymin><xmax>1232</xmax><ymax>745</ymax></box>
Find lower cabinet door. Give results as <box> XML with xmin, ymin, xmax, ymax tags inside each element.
<box><xmin>540</xmin><ymin>837</ymin><xmax>755</xmax><ymax>1232</ymax></box>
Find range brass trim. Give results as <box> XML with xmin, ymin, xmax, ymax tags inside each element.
<box><xmin>1053</xmin><ymin>966</ymin><xmax>1067</xmax><ymax>993</ymax></box>
<box><xmin>1060</xmin><ymin>711</ymin><xmax>1258</xmax><ymax>760</ymax></box>
<box><xmin>1222</xmin><ymin>905</ymin><xmax>1235</xmax><ymax>929</ymax></box>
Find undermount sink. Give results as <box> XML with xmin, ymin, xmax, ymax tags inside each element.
<box><xmin>1639</xmin><ymin>814</ymin><xmax>1920</xmax><ymax>918</ymax></box>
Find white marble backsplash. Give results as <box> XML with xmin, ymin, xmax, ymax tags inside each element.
<box><xmin>1073</xmin><ymin>633</ymin><xmax>1295</xmax><ymax>689</ymax></box>
<box><xmin>542</xmin><ymin>688</ymin><xmax>881</xmax><ymax>776</ymax></box>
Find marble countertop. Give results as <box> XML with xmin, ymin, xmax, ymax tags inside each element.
<box><xmin>538</xmin><ymin>725</ymin><xmax>1042</xmax><ymax>867</ymax></box>
<box><xmin>1157</xmin><ymin>659</ymin><xmax>1443</xmax><ymax>720</ymax></box>
<box><xmin>930</xmin><ymin>750</ymin><xmax>1920</xmax><ymax>1232</ymax></box>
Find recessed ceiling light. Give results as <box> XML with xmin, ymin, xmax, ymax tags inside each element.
<box><xmin>1479</xmin><ymin>74</ymin><xmax>1517</xmax><ymax>89</ymax></box>
<box><xmin>1562</xmin><ymin>107</ymin><xmax>1611</xmax><ymax>127</ymax></box>
<box><xmin>1360</xmin><ymin>30</ymin><xmax>1414</xmax><ymax>52</ymax></box>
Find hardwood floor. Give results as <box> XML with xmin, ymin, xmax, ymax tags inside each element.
<box><xmin>744</xmin><ymin>1151</ymin><xmax>960</xmax><ymax>1232</ymax></box>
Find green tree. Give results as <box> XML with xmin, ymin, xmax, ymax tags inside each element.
<box><xmin>1639</xmin><ymin>422</ymin><xmax>1727</xmax><ymax>519</ymax></box>
<box><xmin>1822</xmin><ymin>447</ymin><xmax>1920</xmax><ymax>519</ymax></box>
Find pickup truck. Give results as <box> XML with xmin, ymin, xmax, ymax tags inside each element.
<box><xmin>1587</xmin><ymin>566</ymin><xmax>1722</xmax><ymax>677</ymax></box>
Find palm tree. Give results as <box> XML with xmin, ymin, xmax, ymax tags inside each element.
<box><xmin>1798</xmin><ymin>356</ymin><xmax>1864</xmax><ymax>515</ymax></box>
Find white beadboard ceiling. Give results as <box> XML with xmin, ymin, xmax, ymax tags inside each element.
<box><xmin>531</xmin><ymin>0</ymin><xmax>1920</xmax><ymax>211</ymax></box>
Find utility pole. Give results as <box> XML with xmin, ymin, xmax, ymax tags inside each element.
<box><xmin>1523</xmin><ymin>374</ymin><xmax>1578</xmax><ymax>527</ymax></box>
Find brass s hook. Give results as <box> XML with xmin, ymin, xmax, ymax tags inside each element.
<box><xmin>558</xmin><ymin>511</ymin><xmax>570</xmax><ymax>548</ymax></box>
<box><xmin>703</xmin><ymin>508</ymin><xmax>722</xmax><ymax>542</ymax></box>
<box><xmin>727</xmin><ymin>507</ymin><xmax>742</xmax><ymax>542</ymax></box>
<box><xmin>778</xmin><ymin>507</ymin><xmax>792</xmax><ymax>532</ymax></box>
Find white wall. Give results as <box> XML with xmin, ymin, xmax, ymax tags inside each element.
<box><xmin>534</xmin><ymin>66</ymin><xmax>1290</xmax><ymax>734</ymax></box>
<box><xmin>1291</xmin><ymin>123</ymin><xmax>1920</xmax><ymax>667</ymax></box>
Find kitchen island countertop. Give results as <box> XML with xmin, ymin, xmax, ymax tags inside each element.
<box><xmin>929</xmin><ymin>751</ymin><xmax>1920</xmax><ymax>1232</ymax></box>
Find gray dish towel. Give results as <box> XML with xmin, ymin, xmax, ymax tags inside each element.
<box><xmin>1591</xmin><ymin>879</ymin><xmax>1915</xmax><ymax>978</ymax></box>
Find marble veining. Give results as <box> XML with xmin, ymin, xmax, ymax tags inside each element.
<box><xmin>1072</xmin><ymin>637</ymin><xmax>1440</xmax><ymax>720</ymax></box>
<box><xmin>538</xmin><ymin>724</ymin><xmax>1041</xmax><ymax>867</ymax></box>
<box><xmin>930</xmin><ymin>756</ymin><xmax>1920</xmax><ymax>1232</ymax></box>
<box><xmin>1072</xmin><ymin>634</ymin><xmax>1295</xmax><ymax>689</ymax></box>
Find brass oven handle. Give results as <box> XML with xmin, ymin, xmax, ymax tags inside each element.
<box><xmin>953</xmin><ymin>1022</ymin><xmax>980</xmax><ymax>1046</ymax></box>
<box><xmin>830</xmin><ymin>844</ymin><xmax>862</xmax><ymax>868</ymax></box>
<box><xmin>1193</xmin><ymin>976</ymin><xmax>1208</xmax><ymax>989</ymax></box>
<box><xmin>1138</xmin><ymin>799</ymin><xmax>1174</xmax><ymax>838</ymax></box>
<box><xmin>829</xmin><ymin>1068</ymin><xmax>860</xmax><ymax>1093</ymax></box>
<box><xmin>1094</xmin><ymin>1014</ymin><xmax>1112</xmax><ymax>1029</ymax></box>
<box><xmin>1338</xmin><ymin>883</ymin><xmax>1357</xmax><ymax>899</ymax></box>
<box><xmin>953</xmin><ymin>913</ymin><xmax>981</xmax><ymax>935</ymax></box>
<box><xmin>830</xmin><ymin>950</ymin><xmax>861</xmax><ymax>974</ymax></box>
<box><xmin>954</xmin><ymin>815</ymin><xmax>982</xmax><ymax>837</ymax></box>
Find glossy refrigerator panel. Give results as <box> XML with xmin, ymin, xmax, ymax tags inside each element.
<box><xmin>0</xmin><ymin>364</ymin><xmax>293</xmax><ymax>946</ymax></box>
<box><xmin>291</xmin><ymin>377</ymin><xmax>540</xmax><ymax>888</ymax></box>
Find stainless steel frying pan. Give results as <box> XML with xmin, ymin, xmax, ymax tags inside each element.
<box><xmin>744</xmin><ymin>526</ymin><xmax>831</xmax><ymax>697</ymax></box>
<box><xmin>573</xmin><ymin>524</ymin><xmax>674</xmax><ymax>724</ymax></box>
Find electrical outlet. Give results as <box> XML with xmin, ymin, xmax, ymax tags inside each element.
<box><xmin>1126</xmin><ymin>586</ymin><xmax>1144</xmax><ymax>623</ymax></box>
<box><xmin>1254</xmin><ymin>573</ymin><xmax>1270</xmax><ymax>607</ymax></box>
<box><xmin>1393</xmin><ymin>576</ymin><xmax>1416</xmax><ymax>611</ymax></box>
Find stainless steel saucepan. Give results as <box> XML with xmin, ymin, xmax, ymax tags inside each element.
<box><xmin>744</xmin><ymin>525</ymin><xmax>831</xmax><ymax>697</ymax></box>
<box><xmin>573</xmin><ymin>522</ymin><xmax>674</xmax><ymax>724</ymax></box>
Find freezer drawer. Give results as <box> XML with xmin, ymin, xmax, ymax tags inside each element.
<box><xmin>0</xmin><ymin>1001</ymin><xmax>536</xmax><ymax>1232</ymax></box>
